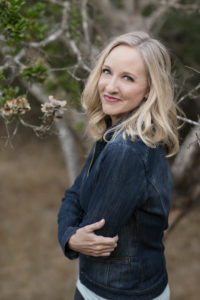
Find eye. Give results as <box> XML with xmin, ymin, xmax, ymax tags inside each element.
<box><xmin>124</xmin><ymin>75</ymin><xmax>134</xmax><ymax>82</ymax></box>
<box><xmin>102</xmin><ymin>68</ymin><xmax>111</xmax><ymax>75</ymax></box>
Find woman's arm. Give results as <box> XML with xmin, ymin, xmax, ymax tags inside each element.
<box><xmin>57</xmin><ymin>169</ymin><xmax>86</xmax><ymax>259</ymax></box>
<box><xmin>57</xmin><ymin>143</ymin><xmax>118</xmax><ymax>259</ymax></box>
<box><xmin>78</xmin><ymin>143</ymin><xmax>147</xmax><ymax>238</ymax></box>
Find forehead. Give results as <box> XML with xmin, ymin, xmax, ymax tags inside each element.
<box><xmin>104</xmin><ymin>45</ymin><xmax>147</xmax><ymax>75</ymax></box>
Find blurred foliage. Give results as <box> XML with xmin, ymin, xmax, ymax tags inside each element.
<box><xmin>0</xmin><ymin>86</ymin><xmax>19</xmax><ymax>106</ymax></box>
<box><xmin>110</xmin><ymin>0</ymin><xmax>124</xmax><ymax>9</ymax></box>
<box><xmin>0</xmin><ymin>0</ymin><xmax>82</xmax><ymax>113</ymax></box>
<box><xmin>0</xmin><ymin>70</ymin><xmax>6</xmax><ymax>81</ymax></box>
<box><xmin>160</xmin><ymin>10</ymin><xmax>200</xmax><ymax>96</ymax></box>
<box><xmin>0</xmin><ymin>0</ymin><xmax>48</xmax><ymax>45</ymax></box>
<box><xmin>159</xmin><ymin>9</ymin><xmax>200</xmax><ymax>138</ymax></box>
<box><xmin>142</xmin><ymin>4</ymin><xmax>157</xmax><ymax>17</ymax></box>
<box><xmin>74</xmin><ymin>121</ymin><xmax>84</xmax><ymax>133</ymax></box>
<box><xmin>21</xmin><ymin>61</ymin><xmax>48</xmax><ymax>83</ymax></box>
<box><xmin>161</xmin><ymin>10</ymin><xmax>200</xmax><ymax>67</ymax></box>
<box><xmin>68</xmin><ymin>4</ymin><xmax>82</xmax><ymax>39</ymax></box>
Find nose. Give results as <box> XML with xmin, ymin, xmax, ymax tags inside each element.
<box><xmin>105</xmin><ymin>76</ymin><xmax>119</xmax><ymax>94</ymax></box>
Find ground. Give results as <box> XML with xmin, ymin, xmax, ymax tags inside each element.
<box><xmin>0</xmin><ymin>130</ymin><xmax>199</xmax><ymax>300</ymax></box>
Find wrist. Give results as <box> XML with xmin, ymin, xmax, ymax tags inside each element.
<box><xmin>68</xmin><ymin>233</ymin><xmax>76</xmax><ymax>251</ymax></box>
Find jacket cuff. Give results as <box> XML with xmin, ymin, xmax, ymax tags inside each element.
<box><xmin>61</xmin><ymin>226</ymin><xmax>79</xmax><ymax>260</ymax></box>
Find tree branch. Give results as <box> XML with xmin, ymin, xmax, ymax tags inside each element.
<box><xmin>171</xmin><ymin>124</ymin><xmax>200</xmax><ymax>184</ymax></box>
<box><xmin>19</xmin><ymin>80</ymin><xmax>80</xmax><ymax>184</ymax></box>
<box><xmin>43</xmin><ymin>0</ymin><xmax>68</xmax><ymax>7</ymax></box>
<box><xmin>177</xmin><ymin>82</ymin><xmax>200</xmax><ymax>104</ymax></box>
<box><xmin>161</xmin><ymin>0</ymin><xmax>200</xmax><ymax>11</ymax></box>
<box><xmin>28</xmin><ymin>2</ymin><xmax>69</xmax><ymax>48</ymax></box>
<box><xmin>177</xmin><ymin>116</ymin><xmax>200</xmax><ymax>127</ymax></box>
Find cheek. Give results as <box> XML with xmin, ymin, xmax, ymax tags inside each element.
<box><xmin>98</xmin><ymin>77</ymin><xmax>106</xmax><ymax>93</ymax></box>
<box><xmin>125</xmin><ymin>86</ymin><xmax>146</xmax><ymax>99</ymax></box>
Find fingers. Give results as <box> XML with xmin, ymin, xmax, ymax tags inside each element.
<box><xmin>92</xmin><ymin>252</ymin><xmax>111</xmax><ymax>257</ymax></box>
<box><xmin>85</xmin><ymin>219</ymin><xmax>105</xmax><ymax>232</ymax></box>
<box><xmin>87</xmin><ymin>240</ymin><xmax>117</xmax><ymax>256</ymax></box>
<box><xmin>113</xmin><ymin>235</ymin><xmax>119</xmax><ymax>242</ymax></box>
<box><xmin>77</xmin><ymin>220</ymin><xmax>119</xmax><ymax>257</ymax></box>
<box><xmin>95</xmin><ymin>235</ymin><xmax>118</xmax><ymax>247</ymax></box>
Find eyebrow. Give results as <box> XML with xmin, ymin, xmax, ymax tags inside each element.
<box><xmin>102</xmin><ymin>64</ymin><xmax>137</xmax><ymax>78</ymax></box>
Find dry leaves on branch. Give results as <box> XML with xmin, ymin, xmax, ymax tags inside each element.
<box><xmin>1</xmin><ymin>97</ymin><xmax>31</xmax><ymax>117</ymax></box>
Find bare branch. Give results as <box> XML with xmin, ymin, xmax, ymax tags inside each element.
<box><xmin>19</xmin><ymin>80</ymin><xmax>81</xmax><ymax>184</ymax></box>
<box><xmin>18</xmin><ymin>117</ymin><xmax>38</xmax><ymax>130</ymax></box>
<box><xmin>81</xmin><ymin>0</ymin><xmax>91</xmax><ymax>54</ymax></box>
<box><xmin>177</xmin><ymin>82</ymin><xmax>200</xmax><ymax>104</ymax></box>
<box><xmin>43</xmin><ymin>0</ymin><xmax>68</xmax><ymax>7</ymax></box>
<box><xmin>196</xmin><ymin>133</ymin><xmax>200</xmax><ymax>146</ymax></box>
<box><xmin>177</xmin><ymin>116</ymin><xmax>200</xmax><ymax>127</ymax></box>
<box><xmin>186</xmin><ymin>66</ymin><xmax>200</xmax><ymax>74</ymax></box>
<box><xmin>67</xmin><ymin>39</ymin><xmax>91</xmax><ymax>72</ymax></box>
<box><xmin>13</xmin><ymin>48</ymin><xmax>26</xmax><ymax>67</ymax></box>
<box><xmin>161</xmin><ymin>0</ymin><xmax>200</xmax><ymax>11</ymax></box>
<box><xmin>146</xmin><ymin>5</ymin><xmax>168</xmax><ymax>33</ymax></box>
<box><xmin>55</xmin><ymin>118</ymin><xmax>80</xmax><ymax>182</ymax></box>
<box><xmin>50</xmin><ymin>66</ymin><xmax>84</xmax><ymax>82</ymax></box>
<box><xmin>0</xmin><ymin>48</ymin><xmax>26</xmax><ymax>71</ymax></box>
<box><xmin>172</xmin><ymin>124</ymin><xmax>200</xmax><ymax>183</ymax></box>
<box><xmin>29</xmin><ymin>29</ymin><xmax>64</xmax><ymax>48</ymax></box>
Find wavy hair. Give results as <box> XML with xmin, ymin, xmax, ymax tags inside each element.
<box><xmin>82</xmin><ymin>31</ymin><xmax>181</xmax><ymax>157</ymax></box>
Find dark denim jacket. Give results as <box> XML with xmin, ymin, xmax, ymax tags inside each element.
<box><xmin>57</xmin><ymin>129</ymin><xmax>172</xmax><ymax>300</ymax></box>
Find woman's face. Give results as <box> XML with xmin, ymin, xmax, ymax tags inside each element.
<box><xmin>98</xmin><ymin>45</ymin><xmax>149</xmax><ymax>125</ymax></box>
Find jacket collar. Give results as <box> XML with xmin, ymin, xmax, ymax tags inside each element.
<box><xmin>104</xmin><ymin>116</ymin><xmax>125</xmax><ymax>142</ymax></box>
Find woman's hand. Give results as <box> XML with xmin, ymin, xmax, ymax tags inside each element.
<box><xmin>68</xmin><ymin>219</ymin><xmax>118</xmax><ymax>257</ymax></box>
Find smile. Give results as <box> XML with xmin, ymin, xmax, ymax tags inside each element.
<box><xmin>103</xmin><ymin>94</ymin><xmax>121</xmax><ymax>102</ymax></box>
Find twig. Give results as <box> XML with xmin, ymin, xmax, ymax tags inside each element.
<box><xmin>177</xmin><ymin>116</ymin><xmax>200</xmax><ymax>127</ymax></box>
<box><xmin>68</xmin><ymin>39</ymin><xmax>91</xmax><ymax>72</ymax></box>
<box><xmin>81</xmin><ymin>0</ymin><xmax>91</xmax><ymax>54</ymax></box>
<box><xmin>177</xmin><ymin>82</ymin><xmax>200</xmax><ymax>104</ymax></box>
<box><xmin>185</xmin><ymin>66</ymin><xmax>200</xmax><ymax>74</ymax></box>
<box><xmin>0</xmin><ymin>49</ymin><xmax>26</xmax><ymax>71</ymax></box>
<box><xmin>196</xmin><ymin>133</ymin><xmax>200</xmax><ymax>146</ymax></box>
<box><xmin>161</xmin><ymin>0</ymin><xmax>200</xmax><ymax>11</ymax></box>
<box><xmin>3</xmin><ymin>119</ymin><xmax>13</xmax><ymax>148</ymax></box>
<box><xmin>29</xmin><ymin>28</ymin><xmax>64</xmax><ymax>48</ymax></box>
<box><xmin>18</xmin><ymin>117</ymin><xmax>37</xmax><ymax>130</ymax></box>
<box><xmin>43</xmin><ymin>0</ymin><xmax>66</xmax><ymax>6</ymax></box>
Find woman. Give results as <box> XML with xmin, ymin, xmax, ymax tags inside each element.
<box><xmin>58</xmin><ymin>31</ymin><xmax>180</xmax><ymax>300</ymax></box>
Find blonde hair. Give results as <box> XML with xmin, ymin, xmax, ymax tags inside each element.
<box><xmin>82</xmin><ymin>31</ymin><xmax>180</xmax><ymax>157</ymax></box>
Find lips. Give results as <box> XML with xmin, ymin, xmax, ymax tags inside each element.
<box><xmin>103</xmin><ymin>94</ymin><xmax>121</xmax><ymax>102</ymax></box>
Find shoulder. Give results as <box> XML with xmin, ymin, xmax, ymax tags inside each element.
<box><xmin>105</xmin><ymin>132</ymin><xmax>167</xmax><ymax>165</ymax></box>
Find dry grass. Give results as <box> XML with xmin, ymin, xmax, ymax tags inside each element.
<box><xmin>0</xmin><ymin>133</ymin><xmax>77</xmax><ymax>300</ymax></box>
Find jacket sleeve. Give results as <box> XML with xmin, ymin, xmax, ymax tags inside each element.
<box><xmin>79</xmin><ymin>143</ymin><xmax>148</xmax><ymax>237</ymax></box>
<box><xmin>57</xmin><ymin>145</ymin><xmax>95</xmax><ymax>260</ymax></box>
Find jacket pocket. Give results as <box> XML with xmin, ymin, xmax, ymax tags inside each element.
<box><xmin>106</xmin><ymin>256</ymin><xmax>141</xmax><ymax>290</ymax></box>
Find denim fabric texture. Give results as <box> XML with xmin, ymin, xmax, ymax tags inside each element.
<box><xmin>58</xmin><ymin>124</ymin><xmax>173</xmax><ymax>300</ymax></box>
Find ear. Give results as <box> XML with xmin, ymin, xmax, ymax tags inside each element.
<box><xmin>144</xmin><ymin>85</ymin><xmax>150</xmax><ymax>99</ymax></box>
<box><xmin>144</xmin><ymin>91</ymin><xmax>149</xmax><ymax>100</ymax></box>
